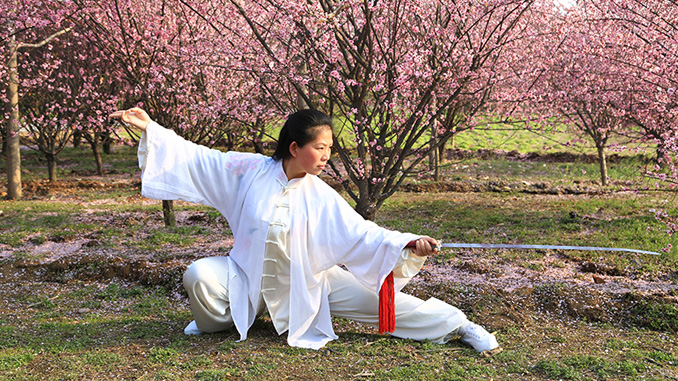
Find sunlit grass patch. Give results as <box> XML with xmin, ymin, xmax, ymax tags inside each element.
<box><xmin>15</xmin><ymin>143</ymin><xmax>140</xmax><ymax>182</ymax></box>
<box><xmin>148</xmin><ymin>347</ymin><xmax>178</xmax><ymax>363</ymax></box>
<box><xmin>0</xmin><ymin>232</ymin><xmax>29</xmax><ymax>247</ymax></box>
<box><xmin>130</xmin><ymin>229</ymin><xmax>196</xmax><ymax>251</ymax></box>
<box><xmin>81</xmin><ymin>350</ymin><xmax>127</xmax><ymax>369</ymax></box>
<box><xmin>180</xmin><ymin>355</ymin><xmax>213</xmax><ymax>370</ymax></box>
<box><xmin>377</xmin><ymin>191</ymin><xmax>675</xmax><ymax>268</ymax></box>
<box><xmin>533</xmin><ymin>355</ymin><xmax>649</xmax><ymax>380</ymax></box>
<box><xmin>0</xmin><ymin>350</ymin><xmax>35</xmax><ymax>371</ymax></box>
<box><xmin>195</xmin><ymin>368</ymin><xmax>241</xmax><ymax>380</ymax></box>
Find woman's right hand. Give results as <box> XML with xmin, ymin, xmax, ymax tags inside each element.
<box><xmin>410</xmin><ymin>237</ymin><xmax>440</xmax><ymax>257</ymax></box>
<box><xmin>109</xmin><ymin>107</ymin><xmax>151</xmax><ymax>131</ymax></box>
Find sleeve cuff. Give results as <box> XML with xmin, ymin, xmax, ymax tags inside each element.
<box><xmin>137</xmin><ymin>120</ymin><xmax>160</xmax><ymax>171</ymax></box>
<box><xmin>392</xmin><ymin>248</ymin><xmax>427</xmax><ymax>280</ymax></box>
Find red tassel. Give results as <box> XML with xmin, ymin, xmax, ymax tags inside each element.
<box><xmin>379</xmin><ymin>240</ymin><xmax>418</xmax><ymax>334</ymax></box>
<box><xmin>378</xmin><ymin>271</ymin><xmax>395</xmax><ymax>334</ymax></box>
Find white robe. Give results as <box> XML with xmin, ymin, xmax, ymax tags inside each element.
<box><xmin>138</xmin><ymin>121</ymin><xmax>421</xmax><ymax>348</ymax></box>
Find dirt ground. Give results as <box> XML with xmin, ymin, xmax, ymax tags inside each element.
<box><xmin>6</xmin><ymin>178</ymin><xmax>678</xmax><ymax>335</ymax></box>
<box><xmin>2</xmin><ymin>158</ymin><xmax>677</xmax><ymax>379</ymax></box>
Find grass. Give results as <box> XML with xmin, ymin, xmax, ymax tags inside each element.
<box><xmin>532</xmin><ymin>355</ymin><xmax>651</xmax><ymax>380</ymax></box>
<box><xmin>452</xmin><ymin>122</ymin><xmax>653</xmax><ymax>155</ymax></box>
<box><xmin>629</xmin><ymin>300</ymin><xmax>678</xmax><ymax>332</ymax></box>
<box><xmin>376</xmin><ymin>192</ymin><xmax>676</xmax><ymax>264</ymax></box>
<box><xmin>0</xmin><ymin>276</ymin><xmax>675</xmax><ymax>379</ymax></box>
<box><xmin>0</xmin><ymin>129</ymin><xmax>676</xmax><ymax>380</ymax></box>
<box><xmin>17</xmin><ymin>141</ymin><xmax>140</xmax><ymax>182</ymax></box>
<box><xmin>434</xmin><ymin>155</ymin><xmax>652</xmax><ymax>185</ymax></box>
<box><xmin>2</xmin><ymin>274</ymin><xmax>675</xmax><ymax>378</ymax></box>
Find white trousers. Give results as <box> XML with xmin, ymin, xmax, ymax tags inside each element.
<box><xmin>183</xmin><ymin>256</ymin><xmax>467</xmax><ymax>343</ymax></box>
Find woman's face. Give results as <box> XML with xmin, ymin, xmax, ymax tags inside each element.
<box><xmin>286</xmin><ymin>126</ymin><xmax>333</xmax><ymax>179</ymax></box>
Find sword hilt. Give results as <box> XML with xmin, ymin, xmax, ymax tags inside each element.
<box><xmin>405</xmin><ymin>240</ymin><xmax>438</xmax><ymax>250</ymax></box>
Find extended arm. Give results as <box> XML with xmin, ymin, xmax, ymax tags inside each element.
<box><xmin>112</xmin><ymin>112</ymin><xmax>265</xmax><ymax>218</ymax></box>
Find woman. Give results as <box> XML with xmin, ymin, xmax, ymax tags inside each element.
<box><xmin>110</xmin><ymin>107</ymin><xmax>501</xmax><ymax>354</ymax></box>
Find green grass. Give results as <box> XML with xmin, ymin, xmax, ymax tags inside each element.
<box><xmin>148</xmin><ymin>347</ymin><xmax>178</xmax><ymax>363</ymax></box>
<box><xmin>437</xmin><ymin>155</ymin><xmax>650</xmax><ymax>183</ymax></box>
<box><xmin>455</xmin><ymin>126</ymin><xmax>574</xmax><ymax>153</ymax></box>
<box><xmin>0</xmin><ymin>278</ymin><xmax>675</xmax><ymax>379</ymax></box>
<box><xmin>97</xmin><ymin>283</ymin><xmax>144</xmax><ymax>300</ymax></box>
<box><xmin>0</xmin><ymin>123</ymin><xmax>676</xmax><ymax>380</ymax></box>
<box><xmin>452</xmin><ymin>122</ymin><xmax>653</xmax><ymax>156</ymax></box>
<box><xmin>629</xmin><ymin>300</ymin><xmax>678</xmax><ymax>332</ymax></box>
<box><xmin>15</xmin><ymin>142</ymin><xmax>140</xmax><ymax>182</ymax></box>
<box><xmin>376</xmin><ymin>192</ymin><xmax>676</xmax><ymax>263</ymax></box>
<box><xmin>0</xmin><ymin>351</ymin><xmax>35</xmax><ymax>371</ymax></box>
<box><xmin>195</xmin><ymin>369</ymin><xmax>240</xmax><ymax>380</ymax></box>
<box><xmin>533</xmin><ymin>355</ymin><xmax>650</xmax><ymax>380</ymax></box>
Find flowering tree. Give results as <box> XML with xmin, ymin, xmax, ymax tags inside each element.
<box><xmin>1</xmin><ymin>0</ymin><xmax>78</xmax><ymax>198</ymax></box>
<box><xmin>74</xmin><ymin>0</ymin><xmax>284</xmax><ymax>225</ymax></box>
<box><xmin>227</xmin><ymin>0</ymin><xmax>537</xmax><ymax>219</ymax></box>
<box><xmin>596</xmin><ymin>0</ymin><xmax>678</xmax><ymax>145</ymax></box>
<box><xmin>18</xmin><ymin>26</ymin><xmax>120</xmax><ymax>181</ymax></box>
<box><xmin>508</xmin><ymin>1</ymin><xmax>641</xmax><ymax>186</ymax></box>
<box><xmin>592</xmin><ymin>0</ymin><xmax>678</xmax><ymax>241</ymax></box>
<box><xmin>76</xmin><ymin>0</ymin><xmax>278</xmax><ymax>145</ymax></box>
<box><xmin>532</xmin><ymin>0</ymin><xmax>677</xmax><ymax>243</ymax></box>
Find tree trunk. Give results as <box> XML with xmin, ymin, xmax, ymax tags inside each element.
<box><xmin>431</xmin><ymin>147</ymin><xmax>440</xmax><ymax>182</ymax></box>
<box><xmin>226</xmin><ymin>133</ymin><xmax>235</xmax><ymax>151</ymax></box>
<box><xmin>439</xmin><ymin>134</ymin><xmax>453</xmax><ymax>161</ymax></box>
<box><xmin>251</xmin><ymin>119</ymin><xmax>265</xmax><ymax>154</ymax></box>
<box><xmin>597</xmin><ymin>145</ymin><xmax>608</xmax><ymax>186</ymax></box>
<box><xmin>6</xmin><ymin>38</ymin><xmax>22</xmax><ymax>199</ymax></box>
<box><xmin>91</xmin><ymin>141</ymin><xmax>104</xmax><ymax>175</ymax></box>
<box><xmin>162</xmin><ymin>200</ymin><xmax>176</xmax><ymax>227</ymax></box>
<box><xmin>46</xmin><ymin>154</ymin><xmax>57</xmax><ymax>182</ymax></box>
<box><xmin>655</xmin><ymin>141</ymin><xmax>667</xmax><ymax>167</ymax></box>
<box><xmin>103</xmin><ymin>132</ymin><xmax>112</xmax><ymax>155</ymax></box>
<box><xmin>429</xmin><ymin>125</ymin><xmax>441</xmax><ymax>181</ymax></box>
<box><xmin>296</xmin><ymin>92</ymin><xmax>309</xmax><ymax>110</ymax></box>
<box><xmin>354</xmin><ymin>195</ymin><xmax>376</xmax><ymax>221</ymax></box>
<box><xmin>72</xmin><ymin>129</ymin><xmax>82</xmax><ymax>148</ymax></box>
<box><xmin>296</xmin><ymin>62</ymin><xmax>309</xmax><ymax>110</ymax></box>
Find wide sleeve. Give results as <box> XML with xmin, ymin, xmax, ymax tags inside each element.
<box><xmin>298</xmin><ymin>178</ymin><xmax>425</xmax><ymax>294</ymax></box>
<box><xmin>330</xmin><ymin>199</ymin><xmax>425</xmax><ymax>292</ymax></box>
<box><xmin>137</xmin><ymin>121</ymin><xmax>265</xmax><ymax>217</ymax></box>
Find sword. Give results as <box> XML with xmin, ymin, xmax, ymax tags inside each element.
<box><xmin>406</xmin><ymin>241</ymin><xmax>661</xmax><ymax>255</ymax></box>
<box><xmin>381</xmin><ymin>239</ymin><xmax>659</xmax><ymax>336</ymax></box>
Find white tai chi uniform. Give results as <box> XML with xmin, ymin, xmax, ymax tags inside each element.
<box><xmin>139</xmin><ymin>121</ymin><xmax>467</xmax><ymax>349</ymax></box>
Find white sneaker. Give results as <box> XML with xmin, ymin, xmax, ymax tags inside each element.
<box><xmin>184</xmin><ymin>320</ymin><xmax>203</xmax><ymax>335</ymax></box>
<box><xmin>457</xmin><ymin>321</ymin><xmax>501</xmax><ymax>354</ymax></box>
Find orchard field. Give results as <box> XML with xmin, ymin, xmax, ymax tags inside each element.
<box><xmin>2</xmin><ymin>0</ymin><xmax>678</xmax><ymax>379</ymax></box>
<box><xmin>0</xmin><ymin>132</ymin><xmax>676</xmax><ymax>380</ymax></box>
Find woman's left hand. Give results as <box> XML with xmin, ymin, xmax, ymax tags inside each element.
<box><xmin>412</xmin><ymin>236</ymin><xmax>439</xmax><ymax>257</ymax></box>
<box><xmin>109</xmin><ymin>107</ymin><xmax>151</xmax><ymax>131</ymax></box>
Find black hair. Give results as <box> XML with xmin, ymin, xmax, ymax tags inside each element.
<box><xmin>272</xmin><ymin>109</ymin><xmax>333</xmax><ymax>161</ymax></box>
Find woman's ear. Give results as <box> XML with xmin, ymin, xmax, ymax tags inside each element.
<box><xmin>289</xmin><ymin>142</ymin><xmax>299</xmax><ymax>158</ymax></box>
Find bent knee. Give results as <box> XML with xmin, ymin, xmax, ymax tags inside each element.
<box><xmin>183</xmin><ymin>257</ymin><xmax>229</xmax><ymax>290</ymax></box>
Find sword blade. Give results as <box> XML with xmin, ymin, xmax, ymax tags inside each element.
<box><xmin>439</xmin><ymin>242</ymin><xmax>660</xmax><ymax>256</ymax></box>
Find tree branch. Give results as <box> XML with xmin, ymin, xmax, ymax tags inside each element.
<box><xmin>19</xmin><ymin>27</ymin><xmax>74</xmax><ymax>50</ymax></box>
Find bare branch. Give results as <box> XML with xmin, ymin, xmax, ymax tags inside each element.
<box><xmin>18</xmin><ymin>26</ymin><xmax>74</xmax><ymax>50</ymax></box>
